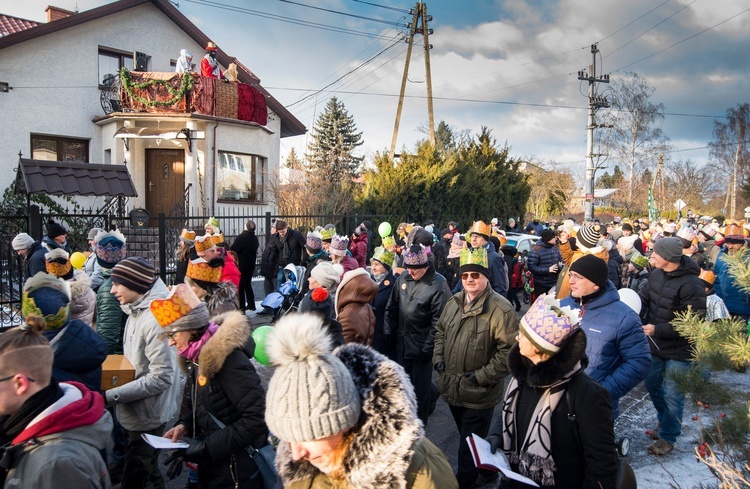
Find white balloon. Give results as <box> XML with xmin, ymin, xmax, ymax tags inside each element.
<box><xmin>618</xmin><ymin>288</ymin><xmax>641</xmax><ymax>314</ymax></box>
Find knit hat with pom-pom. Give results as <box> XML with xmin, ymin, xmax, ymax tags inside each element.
<box><xmin>265</xmin><ymin>312</ymin><xmax>361</xmax><ymax>443</ymax></box>
<box><xmin>298</xmin><ymin>287</ymin><xmax>333</xmax><ymax>320</ymax></box>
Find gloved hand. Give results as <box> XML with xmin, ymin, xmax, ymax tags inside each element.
<box><xmin>464</xmin><ymin>371</ymin><xmax>478</xmax><ymax>385</ymax></box>
<box><xmin>434</xmin><ymin>361</ymin><xmax>445</xmax><ymax>374</ymax></box>
<box><xmin>164</xmin><ymin>449</ymin><xmax>185</xmax><ymax>479</ymax></box>
<box><xmin>485</xmin><ymin>434</ymin><xmax>502</xmax><ymax>454</ymax></box>
<box><xmin>184</xmin><ymin>440</ymin><xmax>208</xmax><ymax>463</ymax></box>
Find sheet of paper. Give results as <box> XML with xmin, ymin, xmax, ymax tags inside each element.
<box><xmin>468</xmin><ymin>434</ymin><xmax>540</xmax><ymax>487</ymax></box>
<box><xmin>141</xmin><ymin>433</ymin><xmax>189</xmax><ymax>449</ymax></box>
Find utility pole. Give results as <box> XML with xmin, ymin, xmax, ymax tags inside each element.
<box><xmin>578</xmin><ymin>43</ymin><xmax>610</xmax><ymax>222</ymax></box>
<box><xmin>389</xmin><ymin>1</ymin><xmax>434</xmax><ymax>160</ymax></box>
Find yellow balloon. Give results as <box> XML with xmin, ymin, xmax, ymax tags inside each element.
<box><xmin>70</xmin><ymin>251</ymin><xmax>87</xmax><ymax>270</ymax></box>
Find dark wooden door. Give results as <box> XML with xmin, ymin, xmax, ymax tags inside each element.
<box><xmin>146</xmin><ymin>149</ymin><xmax>185</xmax><ymax>218</ymax></box>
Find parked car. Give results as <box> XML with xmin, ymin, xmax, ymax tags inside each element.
<box><xmin>504</xmin><ymin>232</ymin><xmax>539</xmax><ymax>254</ymax></box>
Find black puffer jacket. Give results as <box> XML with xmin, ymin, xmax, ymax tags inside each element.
<box><xmin>527</xmin><ymin>242</ymin><xmax>563</xmax><ymax>289</ymax></box>
<box><xmin>178</xmin><ymin>311</ymin><xmax>268</xmax><ymax>489</ymax></box>
<box><xmin>371</xmin><ymin>269</ymin><xmax>397</xmax><ymax>361</ymax></box>
<box><xmin>638</xmin><ymin>256</ymin><xmax>706</xmax><ymax>361</ymax></box>
<box><xmin>384</xmin><ymin>266</ymin><xmax>451</xmax><ymax>361</ymax></box>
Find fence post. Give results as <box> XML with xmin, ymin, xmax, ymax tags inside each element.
<box><xmin>265</xmin><ymin>211</ymin><xmax>272</xmax><ymax>240</ymax></box>
<box><xmin>158</xmin><ymin>213</ymin><xmax>167</xmax><ymax>281</ymax></box>
<box><xmin>29</xmin><ymin>205</ymin><xmax>42</xmax><ymax>240</ymax></box>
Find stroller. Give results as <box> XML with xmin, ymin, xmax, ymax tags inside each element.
<box><xmin>260</xmin><ymin>263</ymin><xmax>306</xmax><ymax>320</ymax></box>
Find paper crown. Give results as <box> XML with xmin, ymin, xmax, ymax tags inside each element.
<box><xmin>631</xmin><ymin>253</ymin><xmax>649</xmax><ymax>270</ymax></box>
<box><xmin>520</xmin><ymin>294</ymin><xmax>580</xmax><ymax>355</ymax></box>
<box><xmin>320</xmin><ymin>226</ymin><xmax>336</xmax><ymax>241</ymax></box>
<box><xmin>381</xmin><ymin>235</ymin><xmax>395</xmax><ymax>248</ymax></box>
<box><xmin>180</xmin><ymin>229</ymin><xmax>196</xmax><ymax>243</ymax></box>
<box><xmin>403</xmin><ymin>244</ymin><xmax>428</xmax><ymax>268</ymax></box>
<box><xmin>469</xmin><ymin>221</ymin><xmax>491</xmax><ymax>238</ymax></box>
<box><xmin>45</xmin><ymin>248</ymin><xmax>72</xmax><ymax>277</ymax></box>
<box><xmin>94</xmin><ymin>229</ymin><xmax>127</xmax><ymax>267</ymax></box>
<box><xmin>459</xmin><ymin>247</ymin><xmax>488</xmax><ymax>269</ymax></box>
<box><xmin>211</xmin><ymin>233</ymin><xmax>225</xmax><ymax>246</ymax></box>
<box><xmin>306</xmin><ymin>231</ymin><xmax>323</xmax><ymax>251</ymax></box>
<box><xmin>676</xmin><ymin>226</ymin><xmax>697</xmax><ymax>244</ymax></box>
<box><xmin>187</xmin><ymin>258</ymin><xmax>222</xmax><ymax>284</ymax></box>
<box><xmin>330</xmin><ymin>235</ymin><xmax>349</xmax><ymax>256</ymax></box>
<box><xmin>699</xmin><ymin>269</ymin><xmax>715</xmax><ymax>286</ymax></box>
<box><xmin>371</xmin><ymin>246</ymin><xmax>395</xmax><ymax>268</ymax></box>
<box><xmin>724</xmin><ymin>223</ymin><xmax>744</xmax><ymax>240</ymax></box>
<box><xmin>22</xmin><ymin>273</ymin><xmax>71</xmax><ymax>330</ymax></box>
<box><xmin>194</xmin><ymin>234</ymin><xmax>215</xmax><ymax>253</ymax></box>
<box><xmin>150</xmin><ymin>283</ymin><xmax>208</xmax><ymax>331</ymax></box>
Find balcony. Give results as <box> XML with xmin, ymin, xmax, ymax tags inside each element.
<box><xmin>100</xmin><ymin>68</ymin><xmax>268</xmax><ymax>126</ymax></box>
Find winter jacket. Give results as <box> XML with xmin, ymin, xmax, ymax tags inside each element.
<box><xmin>335</xmin><ymin>268</ymin><xmax>378</xmax><ymax>345</ymax></box>
<box><xmin>221</xmin><ymin>251</ymin><xmax>241</xmax><ymax>289</ymax></box>
<box><xmin>27</xmin><ymin>243</ymin><xmax>47</xmax><ymax>279</ymax></box>
<box><xmin>638</xmin><ymin>256</ymin><xmax>707</xmax><ymax>361</ymax></box>
<box><xmin>527</xmin><ymin>242</ymin><xmax>562</xmax><ymax>289</ymax></box>
<box><xmin>491</xmin><ymin>329</ymin><xmax>617</xmax><ymax>489</ymax></box>
<box><xmin>370</xmin><ymin>270</ymin><xmax>397</xmax><ymax>360</ymax></box>
<box><xmin>349</xmin><ymin>232</ymin><xmax>368</xmax><ymax>269</ymax></box>
<box><xmin>385</xmin><ymin>266</ymin><xmax>452</xmax><ymax>361</ymax></box>
<box><xmin>556</xmin><ymin>242</ymin><xmax>610</xmax><ymax>299</ymax></box>
<box><xmin>204</xmin><ymin>281</ymin><xmax>240</xmax><ymax>316</ymax></box>
<box><xmin>84</xmin><ymin>251</ymin><xmax>105</xmax><ymax>291</ymax></box>
<box><xmin>269</xmin><ymin>228</ymin><xmax>306</xmax><ymax>268</ymax></box>
<box><xmin>276</xmin><ymin>344</ymin><xmax>457</xmax><ymax>489</ymax></box>
<box><xmin>561</xmin><ymin>282</ymin><xmax>651</xmax><ymax>418</ymax></box>
<box><xmin>300</xmin><ymin>251</ymin><xmax>329</xmax><ymax>296</ymax></box>
<box><xmin>627</xmin><ymin>268</ymin><xmax>649</xmax><ymax>295</ymax></box>
<box><xmin>177</xmin><ymin>311</ymin><xmax>268</xmax><ymax>489</ymax></box>
<box><xmin>68</xmin><ymin>271</ymin><xmax>96</xmax><ymax>327</ymax></box>
<box><xmin>43</xmin><ymin>318</ymin><xmax>108</xmax><ymax>392</ymax></box>
<box><xmin>713</xmin><ymin>247</ymin><xmax>750</xmax><ymax>316</ymax></box>
<box><xmin>443</xmin><ymin>254</ymin><xmax>461</xmax><ymax>291</ymax></box>
<box><xmin>259</xmin><ymin>237</ymin><xmax>277</xmax><ymax>279</ymax></box>
<box><xmin>336</xmin><ymin>254</ymin><xmax>360</xmax><ymax>277</ymax></box>
<box><xmin>1</xmin><ymin>382</ymin><xmax>112</xmax><ymax>489</ymax></box>
<box><xmin>230</xmin><ymin>230</ymin><xmax>260</xmax><ymax>275</ymax></box>
<box><xmin>607</xmin><ymin>249</ymin><xmax>623</xmax><ymax>289</ymax></box>
<box><xmin>96</xmin><ymin>270</ymin><xmax>128</xmax><ymax>355</ymax></box>
<box><xmin>106</xmin><ymin>279</ymin><xmax>181</xmax><ymax>431</ymax></box>
<box><xmin>41</xmin><ymin>235</ymin><xmax>71</xmax><ymax>254</ymax></box>
<box><xmin>433</xmin><ymin>285</ymin><xmax>518</xmax><ymax>409</ymax></box>
<box><xmin>523</xmin><ymin>221</ymin><xmax>545</xmax><ymax>235</ymax></box>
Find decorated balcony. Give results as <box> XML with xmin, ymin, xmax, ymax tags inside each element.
<box><xmin>100</xmin><ymin>68</ymin><xmax>268</xmax><ymax>126</ymax></box>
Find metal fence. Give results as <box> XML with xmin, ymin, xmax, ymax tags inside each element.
<box><xmin>1</xmin><ymin>207</ymin><xmax>389</xmax><ymax>327</ymax></box>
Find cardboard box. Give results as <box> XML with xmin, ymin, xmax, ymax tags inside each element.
<box><xmin>101</xmin><ymin>355</ymin><xmax>136</xmax><ymax>391</ymax></box>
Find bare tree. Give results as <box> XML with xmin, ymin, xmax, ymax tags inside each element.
<box><xmin>525</xmin><ymin>161</ymin><xmax>577</xmax><ymax>219</ymax></box>
<box><xmin>663</xmin><ymin>159</ymin><xmax>720</xmax><ymax>212</ymax></box>
<box><xmin>709</xmin><ymin>103</ymin><xmax>750</xmax><ymax>219</ymax></box>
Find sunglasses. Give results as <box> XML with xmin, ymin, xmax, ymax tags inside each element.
<box><xmin>461</xmin><ymin>272</ymin><xmax>482</xmax><ymax>280</ymax></box>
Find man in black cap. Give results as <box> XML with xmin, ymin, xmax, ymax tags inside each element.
<box><xmin>561</xmin><ymin>254</ymin><xmax>651</xmax><ymax>419</ymax></box>
<box><xmin>639</xmin><ymin>237</ymin><xmax>706</xmax><ymax>456</ymax></box>
<box><xmin>526</xmin><ymin>228</ymin><xmax>563</xmax><ymax>297</ymax></box>
<box><xmin>43</xmin><ymin>219</ymin><xmax>71</xmax><ymax>254</ymax></box>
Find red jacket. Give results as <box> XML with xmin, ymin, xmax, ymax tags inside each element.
<box><xmin>221</xmin><ymin>252</ymin><xmax>241</xmax><ymax>289</ymax></box>
<box><xmin>349</xmin><ymin>233</ymin><xmax>368</xmax><ymax>269</ymax></box>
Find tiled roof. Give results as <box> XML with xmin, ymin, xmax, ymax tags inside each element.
<box><xmin>0</xmin><ymin>15</ymin><xmax>39</xmax><ymax>37</ymax></box>
<box><xmin>16</xmin><ymin>159</ymin><xmax>137</xmax><ymax>197</ymax></box>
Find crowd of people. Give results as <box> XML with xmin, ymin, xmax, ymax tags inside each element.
<box><xmin>4</xmin><ymin>211</ymin><xmax>748</xmax><ymax>488</ymax></box>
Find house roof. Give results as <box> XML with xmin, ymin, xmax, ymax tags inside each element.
<box><xmin>15</xmin><ymin>159</ymin><xmax>137</xmax><ymax>197</ymax></box>
<box><xmin>0</xmin><ymin>0</ymin><xmax>306</xmax><ymax>138</ymax></box>
<box><xmin>0</xmin><ymin>14</ymin><xmax>38</xmax><ymax>36</ymax></box>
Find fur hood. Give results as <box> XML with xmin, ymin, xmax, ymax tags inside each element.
<box><xmin>205</xmin><ymin>281</ymin><xmax>239</xmax><ymax>316</ymax></box>
<box><xmin>180</xmin><ymin>310</ymin><xmax>253</xmax><ymax>380</ymax></box>
<box><xmin>509</xmin><ymin>328</ymin><xmax>588</xmax><ymax>388</ymax></box>
<box><xmin>68</xmin><ymin>270</ymin><xmax>92</xmax><ymax>295</ymax></box>
<box><xmin>277</xmin><ymin>344</ymin><xmax>424</xmax><ymax>488</ymax></box>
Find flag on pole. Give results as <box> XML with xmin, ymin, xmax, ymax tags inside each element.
<box><xmin>648</xmin><ymin>186</ymin><xmax>658</xmax><ymax>223</ymax></box>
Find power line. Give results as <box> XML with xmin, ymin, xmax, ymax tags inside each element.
<box><xmin>349</xmin><ymin>0</ymin><xmax>410</xmax><ymax>14</ymax></box>
<box><xmin>273</xmin><ymin>0</ymin><xmax>404</xmax><ymax>26</ymax></box>
<box><xmin>597</xmin><ymin>0</ymin><xmax>672</xmax><ymax>44</ymax></box>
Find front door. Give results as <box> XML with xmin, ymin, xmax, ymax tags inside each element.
<box><xmin>146</xmin><ymin>149</ymin><xmax>185</xmax><ymax>219</ymax></box>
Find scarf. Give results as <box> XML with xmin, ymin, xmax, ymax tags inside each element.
<box><xmin>372</xmin><ymin>272</ymin><xmax>387</xmax><ymax>284</ymax></box>
<box><xmin>501</xmin><ymin>362</ymin><xmax>582</xmax><ymax>486</ymax></box>
<box><xmin>179</xmin><ymin>322</ymin><xmax>220</xmax><ymax>362</ymax></box>
<box><xmin>0</xmin><ymin>380</ymin><xmax>63</xmax><ymax>446</ymax></box>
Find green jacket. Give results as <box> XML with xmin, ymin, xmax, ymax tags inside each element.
<box><xmin>95</xmin><ymin>270</ymin><xmax>127</xmax><ymax>354</ymax></box>
<box><xmin>434</xmin><ymin>285</ymin><xmax>518</xmax><ymax>409</ymax></box>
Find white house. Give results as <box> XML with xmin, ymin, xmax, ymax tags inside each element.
<box><xmin>0</xmin><ymin>0</ymin><xmax>305</xmax><ymax>226</ymax></box>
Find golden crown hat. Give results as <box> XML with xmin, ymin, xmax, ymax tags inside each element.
<box><xmin>211</xmin><ymin>233</ymin><xmax>225</xmax><ymax>246</ymax></box>
<box><xmin>699</xmin><ymin>269</ymin><xmax>715</xmax><ymax>285</ymax></box>
<box><xmin>180</xmin><ymin>229</ymin><xmax>196</xmax><ymax>243</ymax></box>
<box><xmin>320</xmin><ymin>227</ymin><xmax>336</xmax><ymax>241</ymax></box>
<box><xmin>469</xmin><ymin>220</ymin><xmax>491</xmax><ymax>238</ymax></box>
<box><xmin>459</xmin><ymin>247</ymin><xmax>489</xmax><ymax>268</ymax></box>
<box><xmin>150</xmin><ymin>283</ymin><xmax>202</xmax><ymax>328</ymax></box>
<box><xmin>186</xmin><ymin>258</ymin><xmax>222</xmax><ymax>284</ymax></box>
<box><xmin>724</xmin><ymin>223</ymin><xmax>744</xmax><ymax>240</ymax></box>
<box><xmin>194</xmin><ymin>234</ymin><xmax>215</xmax><ymax>253</ymax></box>
<box><xmin>381</xmin><ymin>235</ymin><xmax>395</xmax><ymax>248</ymax></box>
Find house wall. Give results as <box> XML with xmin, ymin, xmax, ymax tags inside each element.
<box><xmin>0</xmin><ymin>2</ymin><xmax>282</xmax><ymax>216</ymax></box>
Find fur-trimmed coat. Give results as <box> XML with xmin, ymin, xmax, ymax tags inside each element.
<box><xmin>177</xmin><ymin>310</ymin><xmax>268</xmax><ymax>489</ymax></box>
<box><xmin>204</xmin><ymin>281</ymin><xmax>240</xmax><ymax>316</ymax></box>
<box><xmin>68</xmin><ymin>271</ymin><xmax>96</xmax><ymax>327</ymax></box>
<box><xmin>277</xmin><ymin>344</ymin><xmax>457</xmax><ymax>489</ymax></box>
<box><xmin>335</xmin><ymin>268</ymin><xmax>378</xmax><ymax>345</ymax></box>
<box><xmin>493</xmin><ymin>329</ymin><xmax>617</xmax><ymax>489</ymax></box>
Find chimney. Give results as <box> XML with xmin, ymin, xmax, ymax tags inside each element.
<box><xmin>45</xmin><ymin>6</ymin><xmax>77</xmax><ymax>23</ymax></box>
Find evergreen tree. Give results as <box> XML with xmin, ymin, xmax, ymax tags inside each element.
<box><xmin>285</xmin><ymin>147</ymin><xmax>303</xmax><ymax>170</ymax></box>
<box><xmin>306</xmin><ymin>97</ymin><xmax>364</xmax><ymax>183</ymax></box>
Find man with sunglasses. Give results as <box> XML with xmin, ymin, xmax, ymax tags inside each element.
<box><xmin>433</xmin><ymin>248</ymin><xmax>518</xmax><ymax>489</ymax></box>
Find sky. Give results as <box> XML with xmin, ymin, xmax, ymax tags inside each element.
<box><xmin>8</xmin><ymin>0</ymin><xmax>750</xmax><ymax>181</ymax></box>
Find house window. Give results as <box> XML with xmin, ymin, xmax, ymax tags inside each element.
<box><xmin>31</xmin><ymin>135</ymin><xmax>89</xmax><ymax>162</ymax></box>
<box><xmin>98</xmin><ymin>48</ymin><xmax>134</xmax><ymax>85</ymax></box>
<box><xmin>217</xmin><ymin>151</ymin><xmax>265</xmax><ymax>202</ymax></box>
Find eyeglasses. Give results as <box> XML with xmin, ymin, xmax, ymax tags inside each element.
<box><xmin>0</xmin><ymin>374</ymin><xmax>35</xmax><ymax>383</ymax></box>
<box><xmin>166</xmin><ymin>332</ymin><xmax>178</xmax><ymax>341</ymax></box>
<box><xmin>461</xmin><ymin>272</ymin><xmax>482</xmax><ymax>280</ymax></box>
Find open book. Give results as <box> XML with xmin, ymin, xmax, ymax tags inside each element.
<box><xmin>467</xmin><ymin>433</ymin><xmax>540</xmax><ymax>487</ymax></box>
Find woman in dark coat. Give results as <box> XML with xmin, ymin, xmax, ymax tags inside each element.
<box><xmin>163</xmin><ymin>285</ymin><xmax>268</xmax><ymax>489</ymax></box>
<box><xmin>230</xmin><ymin>220</ymin><xmax>260</xmax><ymax>311</ymax></box>
<box><xmin>487</xmin><ymin>295</ymin><xmax>618</xmax><ymax>489</ymax></box>
<box><xmin>369</xmin><ymin>246</ymin><xmax>398</xmax><ymax>361</ymax></box>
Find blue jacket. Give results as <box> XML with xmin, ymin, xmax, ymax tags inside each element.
<box><xmin>713</xmin><ymin>248</ymin><xmax>750</xmax><ymax>316</ymax></box>
<box><xmin>527</xmin><ymin>242</ymin><xmax>562</xmax><ymax>288</ymax></box>
<box><xmin>43</xmin><ymin>318</ymin><xmax>108</xmax><ymax>392</ymax></box>
<box><xmin>561</xmin><ymin>282</ymin><xmax>651</xmax><ymax>418</ymax></box>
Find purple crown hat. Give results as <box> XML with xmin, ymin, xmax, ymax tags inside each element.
<box><xmin>403</xmin><ymin>244</ymin><xmax>428</xmax><ymax>269</ymax></box>
<box><xmin>306</xmin><ymin>231</ymin><xmax>323</xmax><ymax>252</ymax></box>
<box><xmin>520</xmin><ymin>294</ymin><xmax>580</xmax><ymax>355</ymax></box>
<box><xmin>329</xmin><ymin>234</ymin><xmax>349</xmax><ymax>256</ymax></box>
<box><xmin>94</xmin><ymin>229</ymin><xmax>127</xmax><ymax>268</ymax></box>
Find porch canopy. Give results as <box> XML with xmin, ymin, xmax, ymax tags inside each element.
<box><xmin>14</xmin><ymin>158</ymin><xmax>137</xmax><ymax>197</ymax></box>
